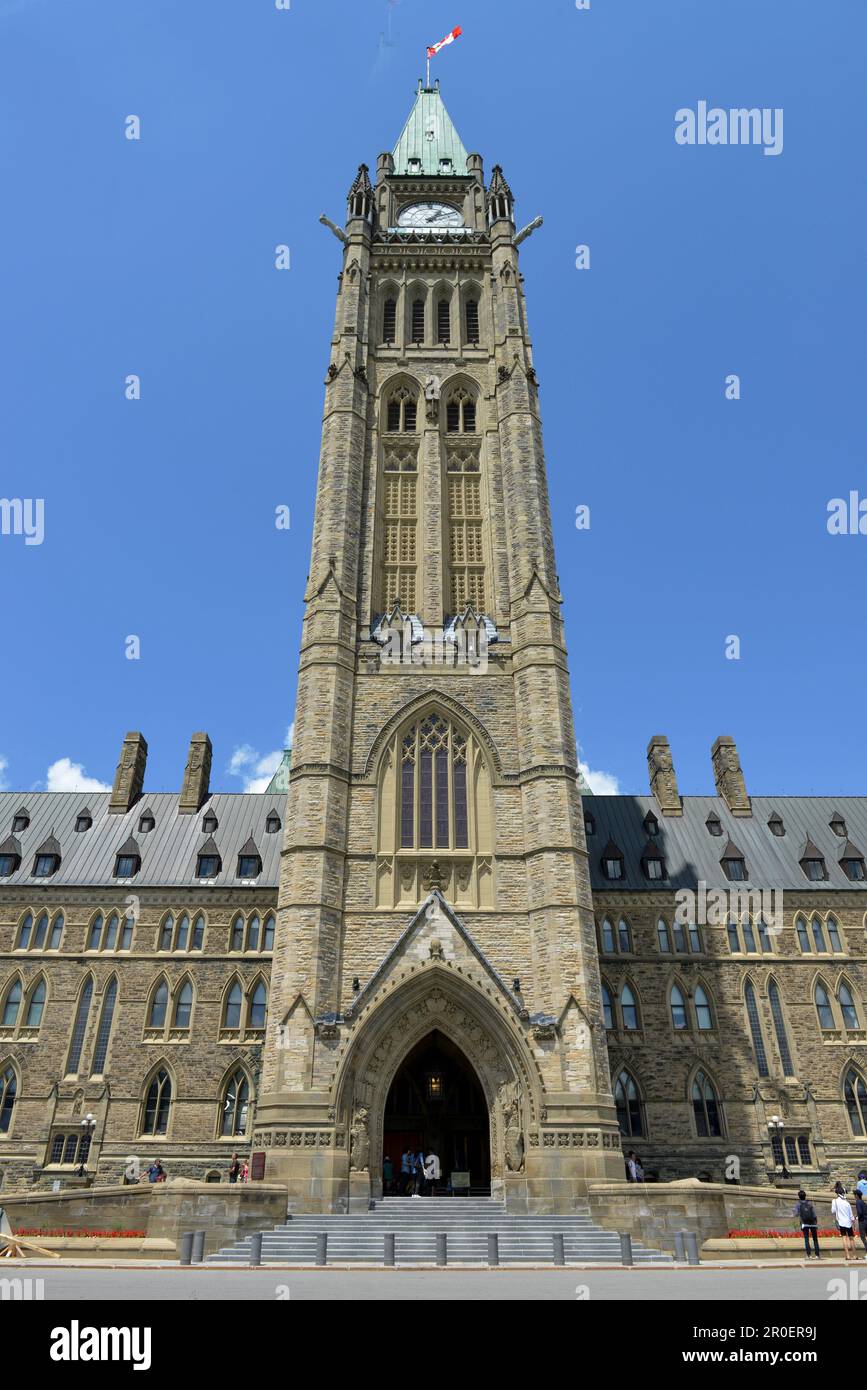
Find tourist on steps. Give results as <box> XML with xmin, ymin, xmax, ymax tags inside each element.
<box><xmin>831</xmin><ymin>1183</ymin><xmax>856</xmax><ymax>1261</ymax></box>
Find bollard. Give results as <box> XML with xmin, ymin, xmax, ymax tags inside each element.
<box><xmin>436</xmin><ymin>1232</ymin><xmax>447</xmax><ymax>1267</ymax></box>
<box><xmin>179</xmin><ymin>1231</ymin><xmax>193</xmax><ymax>1266</ymax></box>
<box><xmin>685</xmin><ymin>1231</ymin><xmax>700</xmax><ymax>1266</ymax></box>
<box><xmin>552</xmin><ymin>1232</ymin><xmax>565</xmax><ymax>1267</ymax></box>
<box><xmin>619</xmin><ymin>1232</ymin><xmax>633</xmax><ymax>1267</ymax></box>
<box><xmin>315</xmin><ymin>1232</ymin><xmax>328</xmax><ymax>1267</ymax></box>
<box><xmin>384</xmin><ymin>1233</ymin><xmax>395</xmax><ymax>1266</ymax></box>
<box><xmin>673</xmin><ymin>1230</ymin><xmax>686</xmax><ymax>1262</ymax></box>
<box><xmin>249</xmin><ymin>1231</ymin><xmax>263</xmax><ymax>1267</ymax></box>
<box><xmin>488</xmin><ymin>1232</ymin><xmax>500</xmax><ymax>1267</ymax></box>
<box><xmin>191</xmin><ymin>1229</ymin><xmax>205</xmax><ymax>1264</ymax></box>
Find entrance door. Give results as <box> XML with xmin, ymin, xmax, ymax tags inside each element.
<box><xmin>383</xmin><ymin>1030</ymin><xmax>490</xmax><ymax>1194</ymax></box>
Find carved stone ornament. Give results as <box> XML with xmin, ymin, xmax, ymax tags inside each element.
<box><xmin>499</xmin><ymin>1080</ymin><xmax>525</xmax><ymax>1174</ymax></box>
<box><xmin>349</xmin><ymin>1105</ymin><xmax>370</xmax><ymax>1172</ymax></box>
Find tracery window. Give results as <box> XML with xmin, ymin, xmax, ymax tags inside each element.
<box><xmin>400</xmin><ymin>716</ymin><xmax>470</xmax><ymax>851</ymax></box>
<box><xmin>844</xmin><ymin>1068</ymin><xmax>867</xmax><ymax>1135</ymax></box>
<box><xmin>692</xmin><ymin>1070</ymin><xmax>723</xmax><ymax>1137</ymax></box>
<box><xmin>614</xmin><ymin>1069</ymin><xmax>643</xmax><ymax>1137</ymax></box>
<box><xmin>446</xmin><ymin>386</ymin><xmax>476</xmax><ymax>434</ymax></box>
<box><xmin>221</xmin><ymin>1070</ymin><xmax>250</xmax><ymax>1137</ymax></box>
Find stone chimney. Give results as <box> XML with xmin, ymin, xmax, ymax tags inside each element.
<box><xmin>647</xmin><ymin>735</ymin><xmax>682</xmax><ymax>816</ymax></box>
<box><xmin>109</xmin><ymin>732</ymin><xmax>147</xmax><ymax>814</ymax></box>
<box><xmin>179</xmin><ymin>732</ymin><xmax>213</xmax><ymax>814</ymax></box>
<box><xmin>712</xmin><ymin>736</ymin><xmax>751</xmax><ymax>816</ymax></box>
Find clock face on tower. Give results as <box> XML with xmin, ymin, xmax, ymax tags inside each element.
<box><xmin>397</xmin><ymin>202</ymin><xmax>464</xmax><ymax>229</ymax></box>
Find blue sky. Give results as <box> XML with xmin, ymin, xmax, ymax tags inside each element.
<box><xmin>0</xmin><ymin>0</ymin><xmax>864</xmax><ymax>798</ymax></box>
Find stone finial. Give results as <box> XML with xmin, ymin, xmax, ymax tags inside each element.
<box><xmin>179</xmin><ymin>732</ymin><xmax>213</xmax><ymax>815</ymax></box>
<box><xmin>647</xmin><ymin>735</ymin><xmax>682</xmax><ymax>816</ymax></box>
<box><xmin>109</xmin><ymin>732</ymin><xmax>147</xmax><ymax>814</ymax></box>
<box><xmin>712</xmin><ymin>736</ymin><xmax>751</xmax><ymax>817</ymax></box>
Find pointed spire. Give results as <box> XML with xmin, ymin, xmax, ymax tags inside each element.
<box><xmin>392</xmin><ymin>80</ymin><xmax>469</xmax><ymax>176</ymax></box>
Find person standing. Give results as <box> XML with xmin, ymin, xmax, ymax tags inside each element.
<box><xmin>855</xmin><ymin>1190</ymin><xmax>867</xmax><ymax>1258</ymax></box>
<box><xmin>796</xmin><ymin>1190</ymin><xmax>821</xmax><ymax>1259</ymax></box>
<box><xmin>832</xmin><ymin>1183</ymin><xmax>856</xmax><ymax>1261</ymax></box>
<box><xmin>147</xmin><ymin>1159</ymin><xmax>164</xmax><ymax>1184</ymax></box>
<box><xmin>383</xmin><ymin>1155</ymin><xmax>394</xmax><ymax>1195</ymax></box>
<box><xmin>412</xmin><ymin>1150</ymin><xmax>426</xmax><ymax>1198</ymax></box>
<box><xmin>856</xmin><ymin>1171</ymin><xmax>867</xmax><ymax>1199</ymax></box>
<box><xmin>400</xmin><ymin>1148</ymin><xmax>413</xmax><ymax>1195</ymax></box>
<box><xmin>228</xmin><ymin>1152</ymin><xmax>241</xmax><ymax>1185</ymax></box>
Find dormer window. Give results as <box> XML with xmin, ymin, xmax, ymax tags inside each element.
<box><xmin>641</xmin><ymin>840</ymin><xmax>666</xmax><ymax>881</ymax></box>
<box><xmin>601</xmin><ymin>839</ymin><xmax>624</xmax><ymax>881</ymax></box>
<box><xmin>138</xmin><ymin>810</ymin><xmax>156</xmax><ymax>833</ymax></box>
<box><xmin>12</xmin><ymin>810</ymin><xmax>29</xmax><ymax>833</ymax></box>
<box><xmin>438</xmin><ymin>157</ymin><xmax>453</xmax><ymax>173</ymax></box>
<box><xmin>237</xmin><ymin>837</ymin><xmax>262</xmax><ymax>880</ymax></box>
<box><xmin>767</xmin><ymin>813</ymin><xmax>785</xmax><ymax>837</ymax></box>
<box><xmin>830</xmin><ymin>814</ymin><xmax>847</xmax><ymax>838</ymax></box>
<box><xmin>196</xmin><ymin>835</ymin><xmax>221</xmax><ymax>880</ymax></box>
<box><xmin>265</xmin><ymin>811</ymin><xmax>281</xmax><ymax>834</ymax></box>
<box><xmin>643</xmin><ymin>811</ymin><xmax>659</xmax><ymax>838</ymax></box>
<box><xmin>32</xmin><ymin>834</ymin><xmax>61</xmax><ymax>878</ymax></box>
<box><xmin>114</xmin><ymin>837</ymin><xmax>141</xmax><ymax>879</ymax></box>
<box><xmin>0</xmin><ymin>836</ymin><xmax>21</xmax><ymax>877</ymax></box>
<box><xmin>202</xmin><ymin>811</ymin><xmax>218</xmax><ymax>834</ymax></box>
<box><xmin>584</xmin><ymin>813</ymin><xmax>595</xmax><ymax>836</ymax></box>
<box><xmin>74</xmin><ymin>810</ymin><xmax>92</xmax><ymax>833</ymax></box>
<box><xmin>705</xmin><ymin>812</ymin><xmax>723</xmax><ymax>837</ymax></box>
<box><xmin>407</xmin><ymin>158</ymin><xmax>421</xmax><ymax>174</ymax></box>
<box><xmin>799</xmin><ymin>838</ymin><xmax>827</xmax><ymax>882</ymax></box>
<box><xmin>721</xmin><ymin>839</ymin><xmax>748</xmax><ymax>882</ymax></box>
<box><xmin>840</xmin><ymin>841</ymin><xmax>866</xmax><ymax>881</ymax></box>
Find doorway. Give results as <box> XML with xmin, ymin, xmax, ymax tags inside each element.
<box><xmin>383</xmin><ymin>1030</ymin><xmax>491</xmax><ymax>1194</ymax></box>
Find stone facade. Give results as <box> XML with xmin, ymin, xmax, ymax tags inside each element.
<box><xmin>2</xmin><ymin>84</ymin><xmax>866</xmax><ymax>1212</ymax></box>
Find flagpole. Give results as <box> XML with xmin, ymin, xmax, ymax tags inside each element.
<box><xmin>426</xmin><ymin>51</ymin><xmax>430</xmax><ymax>88</ymax></box>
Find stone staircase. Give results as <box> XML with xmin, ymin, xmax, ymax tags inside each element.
<box><xmin>208</xmin><ymin>1196</ymin><xmax>671</xmax><ymax>1265</ymax></box>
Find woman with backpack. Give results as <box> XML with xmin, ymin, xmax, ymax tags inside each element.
<box><xmin>797</xmin><ymin>1189</ymin><xmax>820</xmax><ymax>1259</ymax></box>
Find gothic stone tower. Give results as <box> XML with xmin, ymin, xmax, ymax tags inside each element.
<box><xmin>255</xmin><ymin>82</ymin><xmax>623</xmax><ymax>1211</ymax></box>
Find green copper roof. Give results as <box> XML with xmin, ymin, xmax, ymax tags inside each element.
<box><xmin>266</xmin><ymin>748</ymin><xmax>292</xmax><ymax>795</ymax></box>
<box><xmin>392</xmin><ymin>82</ymin><xmax>469</xmax><ymax>176</ymax></box>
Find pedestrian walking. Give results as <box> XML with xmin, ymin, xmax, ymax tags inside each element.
<box><xmin>228</xmin><ymin>1152</ymin><xmax>241</xmax><ymax>1184</ymax></box>
<box><xmin>796</xmin><ymin>1189</ymin><xmax>821</xmax><ymax>1259</ymax></box>
<box><xmin>855</xmin><ymin>1190</ymin><xmax>867</xmax><ymax>1257</ymax></box>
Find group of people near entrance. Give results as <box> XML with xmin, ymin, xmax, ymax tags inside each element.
<box><xmin>798</xmin><ymin>1172</ymin><xmax>867</xmax><ymax>1260</ymax></box>
<box><xmin>382</xmin><ymin>1149</ymin><xmax>442</xmax><ymax>1196</ymax></box>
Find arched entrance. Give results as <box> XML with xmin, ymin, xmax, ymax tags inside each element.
<box><xmin>383</xmin><ymin>1029</ymin><xmax>490</xmax><ymax>1194</ymax></box>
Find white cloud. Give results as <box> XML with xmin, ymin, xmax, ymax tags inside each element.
<box><xmin>227</xmin><ymin>726</ymin><xmax>294</xmax><ymax>793</ymax></box>
<box><xmin>45</xmin><ymin>757</ymin><xmax>111</xmax><ymax>793</ymax></box>
<box><xmin>578</xmin><ymin>752</ymin><xmax>620</xmax><ymax>796</ymax></box>
<box><xmin>0</xmin><ymin>756</ymin><xmax>8</xmax><ymax>791</ymax></box>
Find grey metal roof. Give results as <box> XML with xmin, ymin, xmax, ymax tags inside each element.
<box><xmin>585</xmin><ymin>796</ymin><xmax>867</xmax><ymax>893</ymax></box>
<box><xmin>0</xmin><ymin>793</ymin><xmax>286</xmax><ymax>890</ymax></box>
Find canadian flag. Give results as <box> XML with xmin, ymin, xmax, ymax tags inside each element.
<box><xmin>427</xmin><ymin>25</ymin><xmax>462</xmax><ymax>59</ymax></box>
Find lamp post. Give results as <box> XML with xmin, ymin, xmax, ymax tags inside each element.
<box><xmin>767</xmin><ymin>1115</ymin><xmax>791</xmax><ymax>1180</ymax></box>
<box><xmin>78</xmin><ymin>1113</ymin><xmax>96</xmax><ymax>1181</ymax></box>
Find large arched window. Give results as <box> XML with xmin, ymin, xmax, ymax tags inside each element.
<box><xmin>381</xmin><ymin>387</ymin><xmax>420</xmax><ymax>614</ymax></box>
<box><xmin>23</xmin><ymin>977</ymin><xmax>46</xmax><ymax>1029</ymax></box>
<box><xmin>620</xmin><ymin>984</ymin><xmax>639</xmax><ymax>1031</ymax></box>
<box><xmin>386</xmin><ymin>384</ymin><xmax>417</xmax><ymax>434</ymax></box>
<box><xmin>91</xmin><ymin>978</ymin><xmax>117</xmax><ymax>1074</ymax></box>
<box><xmin>838</xmin><ymin>981</ymin><xmax>860</xmax><ymax>1030</ymax></box>
<box><xmin>1</xmin><ymin>978</ymin><xmax>22</xmax><ymax>1029</ymax></box>
<box><xmin>400</xmin><ymin>715</ymin><xmax>470</xmax><ymax>851</ymax></box>
<box><xmin>692</xmin><ymin>1069</ymin><xmax>723</xmax><ymax>1137</ymax></box>
<box><xmin>815</xmin><ymin>981</ymin><xmax>835</xmax><ymax>1030</ymax></box>
<box><xmin>148</xmin><ymin>980</ymin><xmax>169</xmax><ymax>1029</ymax></box>
<box><xmin>445</xmin><ymin>385</ymin><xmax>476</xmax><ymax>434</ymax></box>
<box><xmin>669</xmin><ymin>983</ymin><xmax>688</xmax><ymax>1031</ymax></box>
<box><xmin>0</xmin><ymin>1064</ymin><xmax>16</xmax><ymax>1133</ymax></box>
<box><xmin>744</xmin><ymin>980</ymin><xmax>769</xmax><ymax>1077</ymax></box>
<box><xmin>601</xmin><ymin>982</ymin><xmax>614</xmax><ymax>1031</ymax></box>
<box><xmin>767</xmin><ymin>980</ymin><xmax>794</xmax><ymax>1075</ymax></box>
<box><xmin>221</xmin><ymin>1069</ymin><xmax>250</xmax><ymax>1137</ymax></box>
<box><xmin>224</xmin><ymin>981</ymin><xmax>243</xmax><ymax>1030</ymax></box>
<box><xmin>172</xmin><ymin>981</ymin><xmax>193</xmax><ymax>1030</ymax></box>
<box><xmin>66</xmin><ymin>977</ymin><xmax>93</xmax><ymax>1075</ymax></box>
<box><xmin>614</xmin><ymin>1069</ymin><xmax>643</xmax><ymax>1137</ymax></box>
<box><xmin>694</xmin><ymin>984</ymin><xmax>714</xmax><ymax>1031</ymax></box>
<box><xmin>142</xmin><ymin>1069</ymin><xmax>172</xmax><ymax>1136</ymax></box>
<box><xmin>844</xmin><ymin>1068</ymin><xmax>867</xmax><ymax>1136</ymax></box>
<box><xmin>249</xmin><ymin>981</ymin><xmax>267</xmax><ymax>1030</ymax></box>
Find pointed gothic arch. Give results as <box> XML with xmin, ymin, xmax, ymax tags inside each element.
<box><xmin>331</xmin><ymin>964</ymin><xmax>546</xmax><ymax>1203</ymax></box>
<box><xmin>842</xmin><ymin>1062</ymin><xmax>867</xmax><ymax>1136</ymax></box>
<box><xmin>218</xmin><ymin>1060</ymin><xmax>252</xmax><ymax>1139</ymax></box>
<box><xmin>0</xmin><ymin>1058</ymin><xmax>19</xmax><ymax>1134</ymax></box>
<box><xmin>688</xmin><ymin>1063</ymin><xmax>725</xmax><ymax>1138</ymax></box>
<box><xmin>139</xmin><ymin>1059</ymin><xmax>174</xmax><ymax>1138</ymax></box>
